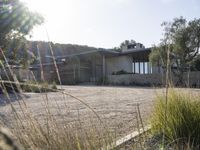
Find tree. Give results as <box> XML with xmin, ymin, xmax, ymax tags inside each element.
<box><xmin>119</xmin><ymin>40</ymin><xmax>144</xmax><ymax>50</ymax></box>
<box><xmin>191</xmin><ymin>55</ymin><xmax>200</xmax><ymax>71</ymax></box>
<box><xmin>0</xmin><ymin>0</ymin><xmax>44</xmax><ymax>66</ymax></box>
<box><xmin>150</xmin><ymin>17</ymin><xmax>200</xmax><ymax>85</ymax></box>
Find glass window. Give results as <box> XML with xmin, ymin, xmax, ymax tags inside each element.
<box><xmin>140</xmin><ymin>62</ymin><xmax>144</xmax><ymax>74</ymax></box>
<box><xmin>135</xmin><ymin>62</ymin><xmax>139</xmax><ymax>73</ymax></box>
<box><xmin>144</xmin><ymin>62</ymin><xmax>148</xmax><ymax>74</ymax></box>
<box><xmin>133</xmin><ymin>61</ymin><xmax>153</xmax><ymax>74</ymax></box>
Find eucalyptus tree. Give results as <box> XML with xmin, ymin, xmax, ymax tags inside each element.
<box><xmin>150</xmin><ymin>17</ymin><xmax>200</xmax><ymax>85</ymax></box>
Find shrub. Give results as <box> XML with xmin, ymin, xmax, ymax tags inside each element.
<box><xmin>51</xmin><ymin>81</ymin><xmax>57</xmax><ymax>90</ymax></box>
<box><xmin>96</xmin><ymin>77</ymin><xmax>109</xmax><ymax>85</ymax></box>
<box><xmin>0</xmin><ymin>82</ymin><xmax>19</xmax><ymax>93</ymax></box>
<box><xmin>112</xmin><ymin>70</ymin><xmax>130</xmax><ymax>75</ymax></box>
<box><xmin>115</xmin><ymin>70</ymin><xmax>128</xmax><ymax>75</ymax></box>
<box><xmin>151</xmin><ymin>89</ymin><xmax>200</xmax><ymax>148</ymax></box>
<box><xmin>21</xmin><ymin>81</ymin><xmax>56</xmax><ymax>93</ymax></box>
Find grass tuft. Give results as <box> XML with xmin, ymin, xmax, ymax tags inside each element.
<box><xmin>151</xmin><ymin>89</ymin><xmax>200</xmax><ymax>148</ymax></box>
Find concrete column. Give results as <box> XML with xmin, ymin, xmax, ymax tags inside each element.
<box><xmin>139</xmin><ymin>62</ymin><xmax>141</xmax><ymax>74</ymax></box>
<box><xmin>102</xmin><ymin>54</ymin><xmax>106</xmax><ymax>77</ymax></box>
<box><xmin>133</xmin><ymin>57</ymin><xmax>135</xmax><ymax>74</ymax></box>
<box><xmin>77</xmin><ymin>57</ymin><xmax>80</xmax><ymax>79</ymax></box>
<box><xmin>73</xmin><ymin>65</ymin><xmax>76</xmax><ymax>81</ymax></box>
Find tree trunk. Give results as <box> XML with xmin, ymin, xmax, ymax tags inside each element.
<box><xmin>175</xmin><ymin>70</ymin><xmax>185</xmax><ymax>86</ymax></box>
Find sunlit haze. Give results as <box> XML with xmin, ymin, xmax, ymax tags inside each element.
<box><xmin>22</xmin><ymin>0</ymin><xmax>200</xmax><ymax>48</ymax></box>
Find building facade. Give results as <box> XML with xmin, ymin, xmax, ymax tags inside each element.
<box><xmin>31</xmin><ymin>42</ymin><xmax>158</xmax><ymax>84</ymax></box>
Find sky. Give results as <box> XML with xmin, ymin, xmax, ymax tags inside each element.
<box><xmin>22</xmin><ymin>0</ymin><xmax>200</xmax><ymax>49</ymax></box>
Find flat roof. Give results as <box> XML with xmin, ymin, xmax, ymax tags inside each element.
<box><xmin>53</xmin><ymin>47</ymin><xmax>151</xmax><ymax>58</ymax></box>
<box><xmin>30</xmin><ymin>47</ymin><xmax>151</xmax><ymax>68</ymax></box>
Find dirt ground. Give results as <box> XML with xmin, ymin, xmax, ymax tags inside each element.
<box><xmin>0</xmin><ymin>86</ymin><xmax>199</xmax><ymax>138</ymax></box>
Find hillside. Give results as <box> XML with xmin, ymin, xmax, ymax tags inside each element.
<box><xmin>28</xmin><ymin>41</ymin><xmax>105</xmax><ymax>64</ymax></box>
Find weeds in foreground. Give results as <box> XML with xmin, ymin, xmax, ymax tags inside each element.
<box><xmin>0</xmin><ymin>45</ymin><xmax>146</xmax><ymax>150</ymax></box>
<box><xmin>151</xmin><ymin>89</ymin><xmax>200</xmax><ymax>149</ymax></box>
<box><xmin>0</xmin><ymin>79</ymin><xmax>147</xmax><ymax>149</ymax></box>
<box><xmin>0</xmin><ymin>80</ymin><xmax>115</xmax><ymax>149</ymax></box>
<box><xmin>0</xmin><ymin>45</ymin><xmax>115</xmax><ymax>149</ymax></box>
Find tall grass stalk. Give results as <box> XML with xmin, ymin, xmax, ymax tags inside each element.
<box><xmin>162</xmin><ymin>43</ymin><xmax>171</xmax><ymax>149</ymax></box>
<box><xmin>0</xmin><ymin>78</ymin><xmax>115</xmax><ymax>149</ymax></box>
<box><xmin>45</xmin><ymin>27</ymin><xmax>62</xmax><ymax>85</ymax></box>
<box><xmin>151</xmin><ymin>89</ymin><xmax>200</xmax><ymax>149</ymax></box>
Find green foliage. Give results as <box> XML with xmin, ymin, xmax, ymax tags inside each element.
<box><xmin>51</xmin><ymin>81</ymin><xmax>57</xmax><ymax>90</ymax></box>
<box><xmin>0</xmin><ymin>0</ymin><xmax>44</xmax><ymax>43</ymax></box>
<box><xmin>0</xmin><ymin>0</ymin><xmax>44</xmax><ymax>67</ymax></box>
<box><xmin>149</xmin><ymin>17</ymin><xmax>200</xmax><ymax>84</ymax></box>
<box><xmin>113</xmin><ymin>47</ymin><xmax>121</xmax><ymax>51</ymax></box>
<box><xmin>120</xmin><ymin>40</ymin><xmax>136</xmax><ymax>48</ymax></box>
<box><xmin>149</xmin><ymin>45</ymin><xmax>168</xmax><ymax>66</ymax></box>
<box><xmin>96</xmin><ymin>77</ymin><xmax>109</xmax><ymax>85</ymax></box>
<box><xmin>112</xmin><ymin>70</ymin><xmax>128</xmax><ymax>75</ymax></box>
<box><xmin>151</xmin><ymin>90</ymin><xmax>200</xmax><ymax>147</ymax></box>
<box><xmin>21</xmin><ymin>81</ymin><xmax>57</xmax><ymax>93</ymax></box>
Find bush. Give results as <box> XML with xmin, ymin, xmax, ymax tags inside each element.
<box><xmin>151</xmin><ymin>89</ymin><xmax>200</xmax><ymax>148</ymax></box>
<box><xmin>21</xmin><ymin>81</ymin><xmax>57</xmax><ymax>93</ymax></box>
<box><xmin>112</xmin><ymin>70</ymin><xmax>128</xmax><ymax>75</ymax></box>
<box><xmin>51</xmin><ymin>81</ymin><xmax>57</xmax><ymax>90</ymax></box>
<box><xmin>96</xmin><ymin>77</ymin><xmax>109</xmax><ymax>85</ymax></box>
<box><xmin>0</xmin><ymin>82</ymin><xmax>19</xmax><ymax>93</ymax></box>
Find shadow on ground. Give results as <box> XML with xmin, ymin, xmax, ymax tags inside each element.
<box><xmin>0</xmin><ymin>94</ymin><xmax>30</xmax><ymax>106</ymax></box>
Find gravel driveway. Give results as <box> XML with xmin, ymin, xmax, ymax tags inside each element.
<box><xmin>0</xmin><ymin>86</ymin><xmax>163</xmax><ymax>138</ymax></box>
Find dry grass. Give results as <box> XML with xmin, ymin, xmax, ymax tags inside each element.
<box><xmin>0</xmin><ymin>80</ymin><xmax>115</xmax><ymax>149</ymax></box>
<box><xmin>0</xmin><ymin>47</ymin><xmax>145</xmax><ymax>149</ymax></box>
<box><xmin>0</xmin><ymin>47</ymin><xmax>116</xmax><ymax>149</ymax></box>
<box><xmin>0</xmin><ymin>78</ymin><xmax>151</xmax><ymax>149</ymax></box>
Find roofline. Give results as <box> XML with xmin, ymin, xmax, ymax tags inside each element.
<box><xmin>30</xmin><ymin>47</ymin><xmax>152</xmax><ymax>68</ymax></box>
<box><xmin>50</xmin><ymin>47</ymin><xmax>151</xmax><ymax>59</ymax></box>
<box><xmin>55</xmin><ymin>49</ymin><xmax>102</xmax><ymax>58</ymax></box>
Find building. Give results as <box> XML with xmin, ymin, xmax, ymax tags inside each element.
<box><xmin>30</xmin><ymin>41</ymin><xmax>158</xmax><ymax>84</ymax></box>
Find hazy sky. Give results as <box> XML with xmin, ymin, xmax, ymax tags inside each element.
<box><xmin>22</xmin><ymin>0</ymin><xmax>200</xmax><ymax>48</ymax></box>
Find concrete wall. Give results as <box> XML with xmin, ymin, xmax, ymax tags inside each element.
<box><xmin>185</xmin><ymin>71</ymin><xmax>200</xmax><ymax>87</ymax></box>
<box><xmin>37</xmin><ymin>53</ymin><xmax>104</xmax><ymax>84</ymax></box>
<box><xmin>90</xmin><ymin>54</ymin><xmax>103</xmax><ymax>82</ymax></box>
<box><xmin>107</xmin><ymin>71</ymin><xmax>200</xmax><ymax>87</ymax></box>
<box><xmin>105</xmin><ymin>56</ymin><xmax>133</xmax><ymax>75</ymax></box>
<box><xmin>107</xmin><ymin>73</ymin><xmax>163</xmax><ymax>86</ymax></box>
